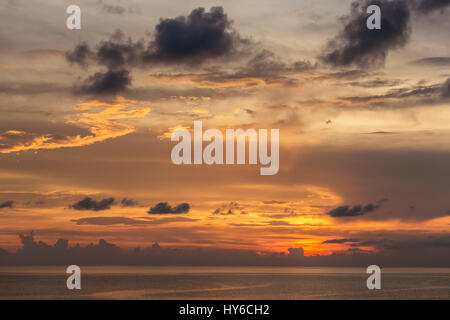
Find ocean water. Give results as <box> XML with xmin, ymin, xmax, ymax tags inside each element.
<box><xmin>0</xmin><ymin>266</ymin><xmax>449</xmax><ymax>299</ymax></box>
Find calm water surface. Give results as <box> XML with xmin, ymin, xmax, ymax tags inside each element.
<box><xmin>0</xmin><ymin>266</ymin><xmax>449</xmax><ymax>299</ymax></box>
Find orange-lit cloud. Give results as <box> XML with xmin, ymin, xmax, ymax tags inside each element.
<box><xmin>0</xmin><ymin>97</ymin><xmax>150</xmax><ymax>154</ymax></box>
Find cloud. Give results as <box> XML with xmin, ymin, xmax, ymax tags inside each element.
<box><xmin>412</xmin><ymin>57</ymin><xmax>450</xmax><ymax>66</ymax></box>
<box><xmin>0</xmin><ymin>200</ymin><xmax>13</xmax><ymax>209</ymax></box>
<box><xmin>346</xmin><ymin>78</ymin><xmax>402</xmax><ymax>88</ymax></box>
<box><xmin>367</xmin><ymin>131</ymin><xmax>400</xmax><ymax>134</ymax></box>
<box><xmin>327</xmin><ymin>202</ymin><xmax>381</xmax><ymax>217</ymax></box>
<box><xmin>322</xmin><ymin>238</ymin><xmax>360</xmax><ymax>244</ymax></box>
<box><xmin>66</xmin><ymin>7</ymin><xmax>250</xmax><ymax>95</ymax></box>
<box><xmin>121</xmin><ymin>198</ymin><xmax>137</xmax><ymax>207</ymax></box>
<box><xmin>334</xmin><ymin>80</ymin><xmax>448</xmax><ymax>108</ymax></box>
<box><xmin>262</xmin><ymin>200</ymin><xmax>288</xmax><ymax>204</ymax></box>
<box><xmin>66</xmin><ymin>8</ymin><xmax>317</xmax><ymax>92</ymax></box>
<box><xmin>67</xmin><ymin>6</ymin><xmax>248</xmax><ymax>69</ymax></box>
<box><xmin>66</xmin><ymin>7</ymin><xmax>247</xmax><ymax>68</ymax></box>
<box><xmin>0</xmin><ymin>97</ymin><xmax>150</xmax><ymax>154</ymax></box>
<box><xmin>79</xmin><ymin>69</ymin><xmax>131</xmax><ymax>95</ymax></box>
<box><xmin>442</xmin><ymin>78</ymin><xmax>450</xmax><ymax>97</ymax></box>
<box><xmin>66</xmin><ymin>42</ymin><xmax>93</xmax><ymax>67</ymax></box>
<box><xmin>212</xmin><ymin>202</ymin><xmax>246</xmax><ymax>215</ymax></box>
<box><xmin>96</xmin><ymin>0</ymin><xmax>131</xmax><ymax>15</ymax></box>
<box><xmin>95</xmin><ymin>31</ymin><xmax>144</xmax><ymax>70</ymax></box>
<box><xmin>71</xmin><ymin>216</ymin><xmax>196</xmax><ymax>225</ymax></box>
<box><xmin>70</xmin><ymin>197</ymin><xmax>115</xmax><ymax>211</ymax></box>
<box><xmin>414</xmin><ymin>0</ymin><xmax>450</xmax><ymax>13</ymax></box>
<box><xmin>73</xmin><ymin>217</ymin><xmax>146</xmax><ymax>225</ymax></box>
<box><xmin>320</xmin><ymin>0</ymin><xmax>411</xmax><ymax>68</ymax></box>
<box><xmin>1</xmin><ymin>232</ymin><xmax>449</xmax><ymax>267</ymax></box>
<box><xmin>148</xmin><ymin>202</ymin><xmax>190</xmax><ymax>214</ymax></box>
<box><xmin>263</xmin><ymin>208</ymin><xmax>301</xmax><ymax>219</ymax></box>
<box><xmin>287</xmin><ymin>247</ymin><xmax>304</xmax><ymax>257</ymax></box>
<box><xmin>143</xmin><ymin>7</ymin><xmax>243</xmax><ymax>64</ymax></box>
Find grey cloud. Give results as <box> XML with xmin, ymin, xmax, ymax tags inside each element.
<box><xmin>95</xmin><ymin>31</ymin><xmax>144</xmax><ymax>70</ymax></box>
<box><xmin>97</xmin><ymin>0</ymin><xmax>126</xmax><ymax>15</ymax></box>
<box><xmin>0</xmin><ymin>82</ymin><xmax>70</xmax><ymax>95</ymax></box>
<box><xmin>66</xmin><ymin>7</ymin><xmax>312</xmax><ymax>92</ymax></box>
<box><xmin>287</xmin><ymin>247</ymin><xmax>304</xmax><ymax>257</ymax></box>
<box><xmin>0</xmin><ymin>200</ymin><xmax>13</xmax><ymax>209</ymax></box>
<box><xmin>367</xmin><ymin>131</ymin><xmax>400</xmax><ymax>134</ymax></box>
<box><xmin>346</xmin><ymin>79</ymin><xmax>402</xmax><ymax>88</ymax></box>
<box><xmin>2</xmin><ymin>232</ymin><xmax>448</xmax><ymax>266</ymax></box>
<box><xmin>442</xmin><ymin>78</ymin><xmax>450</xmax><ymax>97</ymax></box>
<box><xmin>262</xmin><ymin>200</ymin><xmax>288</xmax><ymax>204</ymax></box>
<box><xmin>412</xmin><ymin>57</ymin><xmax>450</xmax><ymax>66</ymax></box>
<box><xmin>320</xmin><ymin>0</ymin><xmax>450</xmax><ymax>69</ymax></box>
<box><xmin>67</xmin><ymin>7</ymin><xmax>246</xmax><ymax>69</ymax></box>
<box><xmin>71</xmin><ymin>216</ymin><xmax>196</xmax><ymax>225</ymax></box>
<box><xmin>148</xmin><ymin>202</ymin><xmax>190</xmax><ymax>214</ymax></box>
<box><xmin>143</xmin><ymin>7</ymin><xmax>244</xmax><ymax>64</ymax></box>
<box><xmin>328</xmin><ymin>202</ymin><xmax>381</xmax><ymax>217</ymax></box>
<box><xmin>121</xmin><ymin>198</ymin><xmax>137</xmax><ymax>207</ymax></box>
<box><xmin>70</xmin><ymin>197</ymin><xmax>115</xmax><ymax>211</ymax></box>
<box><xmin>336</xmin><ymin>80</ymin><xmax>448</xmax><ymax>107</ymax></box>
<box><xmin>66</xmin><ymin>42</ymin><xmax>93</xmax><ymax>67</ymax></box>
<box><xmin>66</xmin><ymin>7</ymin><xmax>250</xmax><ymax>95</ymax></box>
<box><xmin>414</xmin><ymin>0</ymin><xmax>450</xmax><ymax>13</ymax></box>
<box><xmin>73</xmin><ymin>217</ymin><xmax>147</xmax><ymax>225</ymax></box>
<box><xmin>78</xmin><ymin>69</ymin><xmax>131</xmax><ymax>95</ymax></box>
<box><xmin>212</xmin><ymin>202</ymin><xmax>246</xmax><ymax>215</ymax></box>
<box><xmin>320</xmin><ymin>0</ymin><xmax>411</xmax><ymax>68</ymax></box>
<box><xmin>322</xmin><ymin>238</ymin><xmax>360</xmax><ymax>244</ymax></box>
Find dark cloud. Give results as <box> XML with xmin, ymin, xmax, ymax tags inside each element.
<box><xmin>65</xmin><ymin>42</ymin><xmax>93</xmax><ymax>67</ymax></box>
<box><xmin>442</xmin><ymin>78</ymin><xmax>450</xmax><ymax>97</ymax></box>
<box><xmin>142</xmin><ymin>7</ymin><xmax>242</xmax><ymax>64</ymax></box>
<box><xmin>367</xmin><ymin>131</ymin><xmax>400</xmax><ymax>134</ymax></box>
<box><xmin>414</xmin><ymin>0</ymin><xmax>450</xmax><ymax>13</ymax></box>
<box><xmin>346</xmin><ymin>78</ymin><xmax>402</xmax><ymax>88</ymax></box>
<box><xmin>212</xmin><ymin>202</ymin><xmax>246</xmax><ymax>215</ymax></box>
<box><xmin>328</xmin><ymin>202</ymin><xmax>381</xmax><ymax>217</ymax></box>
<box><xmin>73</xmin><ymin>217</ymin><xmax>146</xmax><ymax>225</ymax></box>
<box><xmin>148</xmin><ymin>202</ymin><xmax>190</xmax><ymax>214</ymax></box>
<box><xmin>95</xmin><ymin>32</ymin><xmax>144</xmax><ymax>70</ymax></box>
<box><xmin>71</xmin><ymin>216</ymin><xmax>196</xmax><ymax>225</ymax></box>
<box><xmin>320</xmin><ymin>0</ymin><xmax>411</xmax><ymax>68</ymax></box>
<box><xmin>287</xmin><ymin>247</ymin><xmax>304</xmax><ymax>257</ymax></box>
<box><xmin>0</xmin><ymin>82</ymin><xmax>70</xmax><ymax>95</ymax></box>
<box><xmin>97</xmin><ymin>0</ymin><xmax>126</xmax><ymax>15</ymax></box>
<box><xmin>336</xmin><ymin>81</ymin><xmax>448</xmax><ymax>108</ymax></box>
<box><xmin>65</xmin><ymin>7</ymin><xmax>316</xmax><ymax>92</ymax></box>
<box><xmin>262</xmin><ymin>200</ymin><xmax>288</xmax><ymax>204</ymax></box>
<box><xmin>322</xmin><ymin>238</ymin><xmax>360</xmax><ymax>244</ymax></box>
<box><xmin>67</xmin><ymin>7</ymin><xmax>246</xmax><ymax>69</ymax></box>
<box><xmin>146</xmin><ymin>54</ymin><xmax>314</xmax><ymax>88</ymax></box>
<box><xmin>412</xmin><ymin>57</ymin><xmax>450</xmax><ymax>66</ymax></box>
<box><xmin>0</xmin><ymin>200</ymin><xmax>13</xmax><ymax>209</ymax></box>
<box><xmin>70</xmin><ymin>197</ymin><xmax>115</xmax><ymax>211</ymax></box>
<box><xmin>263</xmin><ymin>208</ymin><xmax>300</xmax><ymax>219</ymax></box>
<box><xmin>229</xmin><ymin>50</ymin><xmax>313</xmax><ymax>79</ymax></box>
<box><xmin>79</xmin><ymin>69</ymin><xmax>131</xmax><ymax>95</ymax></box>
<box><xmin>66</xmin><ymin>7</ymin><xmax>250</xmax><ymax>94</ymax></box>
<box><xmin>121</xmin><ymin>198</ymin><xmax>137</xmax><ymax>207</ymax></box>
<box><xmin>1</xmin><ymin>232</ymin><xmax>449</xmax><ymax>267</ymax></box>
<box><xmin>315</xmin><ymin>69</ymin><xmax>368</xmax><ymax>81</ymax></box>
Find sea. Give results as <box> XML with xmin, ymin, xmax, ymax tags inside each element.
<box><xmin>0</xmin><ymin>266</ymin><xmax>449</xmax><ymax>299</ymax></box>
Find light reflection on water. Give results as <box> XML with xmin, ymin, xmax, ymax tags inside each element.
<box><xmin>0</xmin><ymin>266</ymin><xmax>449</xmax><ymax>299</ymax></box>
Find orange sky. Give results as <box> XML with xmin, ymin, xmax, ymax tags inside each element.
<box><xmin>0</xmin><ymin>1</ymin><xmax>450</xmax><ymax>262</ymax></box>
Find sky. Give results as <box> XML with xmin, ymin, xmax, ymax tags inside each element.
<box><xmin>0</xmin><ymin>0</ymin><xmax>450</xmax><ymax>266</ymax></box>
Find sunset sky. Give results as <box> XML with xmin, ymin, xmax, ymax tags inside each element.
<box><xmin>0</xmin><ymin>0</ymin><xmax>450</xmax><ymax>265</ymax></box>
